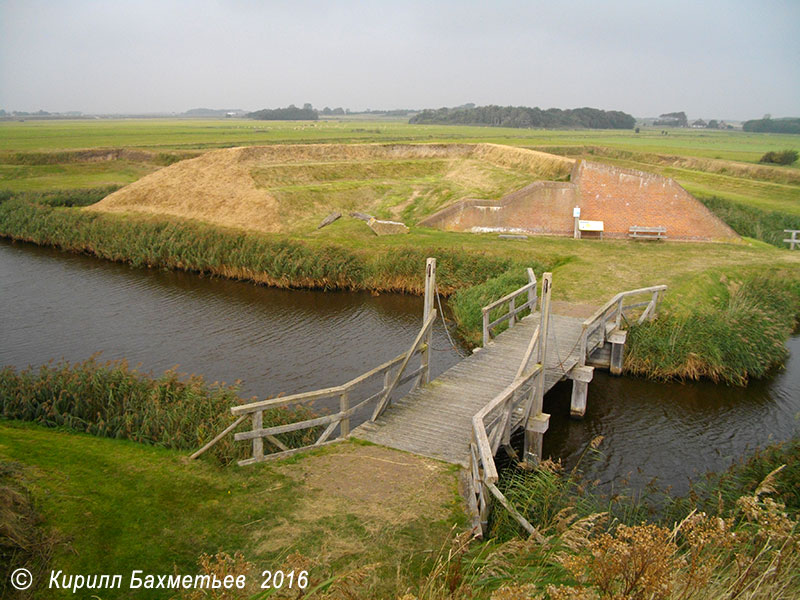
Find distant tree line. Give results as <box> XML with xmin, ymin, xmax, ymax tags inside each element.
<box><xmin>408</xmin><ymin>105</ymin><xmax>635</xmax><ymax>129</ymax></box>
<box><xmin>743</xmin><ymin>117</ymin><xmax>800</xmax><ymax>135</ymax></box>
<box><xmin>247</xmin><ymin>104</ymin><xmax>318</xmax><ymax>121</ymax></box>
<box><xmin>654</xmin><ymin>112</ymin><xmax>688</xmax><ymax>127</ymax></box>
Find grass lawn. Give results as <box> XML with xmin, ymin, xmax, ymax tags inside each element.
<box><xmin>0</xmin><ymin>420</ymin><xmax>464</xmax><ymax>599</ymax></box>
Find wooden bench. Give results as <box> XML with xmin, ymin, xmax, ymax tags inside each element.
<box><xmin>629</xmin><ymin>226</ymin><xmax>667</xmax><ymax>240</ymax></box>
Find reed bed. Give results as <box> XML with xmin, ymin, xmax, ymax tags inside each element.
<box><xmin>0</xmin><ymin>358</ymin><xmax>317</xmax><ymax>465</ymax></box>
<box><xmin>625</xmin><ymin>276</ymin><xmax>800</xmax><ymax>384</ymax></box>
<box><xmin>0</xmin><ymin>198</ymin><xmax>529</xmax><ymax>294</ymax></box>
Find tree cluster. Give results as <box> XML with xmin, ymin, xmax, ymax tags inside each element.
<box><xmin>654</xmin><ymin>112</ymin><xmax>688</xmax><ymax>127</ymax></box>
<box><xmin>409</xmin><ymin>105</ymin><xmax>635</xmax><ymax>129</ymax></box>
<box><xmin>246</xmin><ymin>104</ymin><xmax>318</xmax><ymax>121</ymax></box>
<box><xmin>743</xmin><ymin>118</ymin><xmax>800</xmax><ymax>134</ymax></box>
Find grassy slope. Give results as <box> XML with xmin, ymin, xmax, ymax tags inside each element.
<box><xmin>0</xmin><ymin>421</ymin><xmax>463</xmax><ymax>599</ymax></box>
<box><xmin>254</xmin><ymin>157</ymin><xmax>537</xmax><ymax>231</ymax></box>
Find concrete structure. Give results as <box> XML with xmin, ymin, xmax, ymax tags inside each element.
<box><xmin>367</xmin><ymin>217</ymin><xmax>410</xmax><ymax>236</ymax></box>
<box><xmin>419</xmin><ymin>160</ymin><xmax>739</xmax><ymax>242</ymax></box>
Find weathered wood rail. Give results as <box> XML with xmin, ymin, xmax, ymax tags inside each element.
<box><xmin>482</xmin><ymin>268</ymin><xmax>537</xmax><ymax>346</ymax></box>
<box><xmin>468</xmin><ymin>273</ymin><xmax>552</xmax><ymax>535</ymax></box>
<box><xmin>222</xmin><ymin>309</ymin><xmax>436</xmax><ymax>465</ymax></box>
<box><xmin>579</xmin><ymin>284</ymin><xmax>667</xmax><ymax>368</ymax></box>
<box><xmin>785</xmin><ymin>229</ymin><xmax>799</xmax><ymax>250</ymax></box>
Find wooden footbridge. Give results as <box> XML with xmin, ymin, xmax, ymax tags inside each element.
<box><xmin>193</xmin><ymin>259</ymin><xmax>665</xmax><ymax>535</ymax></box>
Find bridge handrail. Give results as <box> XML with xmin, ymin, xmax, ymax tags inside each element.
<box><xmin>226</xmin><ymin>310</ymin><xmax>436</xmax><ymax>466</ymax></box>
<box><xmin>469</xmin><ymin>366</ymin><xmax>544</xmax><ymax>538</ymax></box>
<box><xmin>482</xmin><ymin>268</ymin><xmax>537</xmax><ymax>346</ymax></box>
<box><xmin>578</xmin><ymin>285</ymin><xmax>667</xmax><ymax>365</ymax></box>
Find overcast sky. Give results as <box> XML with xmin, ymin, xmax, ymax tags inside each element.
<box><xmin>1</xmin><ymin>0</ymin><xmax>798</xmax><ymax>120</ymax></box>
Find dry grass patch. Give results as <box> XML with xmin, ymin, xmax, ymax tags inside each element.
<box><xmin>282</xmin><ymin>444</ymin><xmax>454</xmax><ymax>526</ymax></box>
<box><xmin>252</xmin><ymin>443</ymin><xmax>460</xmax><ymax>566</ymax></box>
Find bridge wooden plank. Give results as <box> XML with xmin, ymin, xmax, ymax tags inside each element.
<box><xmin>352</xmin><ymin>312</ymin><xmax>586</xmax><ymax>464</ymax></box>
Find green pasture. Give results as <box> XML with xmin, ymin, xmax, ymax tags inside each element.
<box><xmin>1</xmin><ymin>119</ymin><xmax>798</xmax><ymax>217</ymax></box>
<box><xmin>1</xmin><ymin>118</ymin><xmax>798</xmax><ymax>159</ymax></box>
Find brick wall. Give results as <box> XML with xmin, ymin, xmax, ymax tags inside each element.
<box><xmin>418</xmin><ymin>181</ymin><xmax>578</xmax><ymax>233</ymax></box>
<box><xmin>572</xmin><ymin>161</ymin><xmax>738</xmax><ymax>241</ymax></box>
<box><xmin>418</xmin><ymin>159</ymin><xmax>739</xmax><ymax>242</ymax></box>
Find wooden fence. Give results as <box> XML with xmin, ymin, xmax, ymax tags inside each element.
<box><xmin>578</xmin><ymin>285</ymin><xmax>667</xmax><ymax>366</ymax></box>
<box><xmin>785</xmin><ymin>229</ymin><xmax>799</xmax><ymax>251</ymax></box>
<box><xmin>226</xmin><ymin>309</ymin><xmax>437</xmax><ymax>466</ymax></box>
<box><xmin>482</xmin><ymin>268</ymin><xmax>537</xmax><ymax>346</ymax></box>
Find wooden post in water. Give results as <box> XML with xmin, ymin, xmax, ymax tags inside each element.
<box><xmin>525</xmin><ymin>273</ymin><xmax>552</xmax><ymax>463</ymax></box>
<box><xmin>421</xmin><ymin>257</ymin><xmax>436</xmax><ymax>386</ymax></box>
<box><xmin>569</xmin><ymin>365</ymin><xmax>594</xmax><ymax>418</ymax></box>
<box><xmin>608</xmin><ymin>330</ymin><xmax>627</xmax><ymax>376</ymax></box>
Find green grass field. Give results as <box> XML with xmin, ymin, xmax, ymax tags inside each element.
<box><xmin>2</xmin><ymin>118</ymin><xmax>797</xmax><ymax>214</ymax></box>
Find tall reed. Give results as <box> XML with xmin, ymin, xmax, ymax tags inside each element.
<box><xmin>625</xmin><ymin>276</ymin><xmax>800</xmax><ymax>384</ymax></box>
<box><xmin>698</xmin><ymin>195</ymin><xmax>800</xmax><ymax>248</ymax></box>
<box><xmin>0</xmin><ymin>358</ymin><xmax>316</xmax><ymax>464</ymax></box>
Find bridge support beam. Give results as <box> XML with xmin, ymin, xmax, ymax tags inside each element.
<box><xmin>569</xmin><ymin>365</ymin><xmax>594</xmax><ymax>419</ymax></box>
<box><xmin>608</xmin><ymin>330</ymin><xmax>627</xmax><ymax>376</ymax></box>
<box><xmin>524</xmin><ymin>412</ymin><xmax>550</xmax><ymax>464</ymax></box>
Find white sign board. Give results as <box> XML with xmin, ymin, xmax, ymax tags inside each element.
<box><xmin>578</xmin><ymin>220</ymin><xmax>604</xmax><ymax>232</ymax></box>
<box><xmin>572</xmin><ymin>206</ymin><xmax>581</xmax><ymax>218</ymax></box>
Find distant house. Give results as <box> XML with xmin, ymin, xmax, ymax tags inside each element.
<box><xmin>691</xmin><ymin>119</ymin><xmax>707</xmax><ymax>128</ymax></box>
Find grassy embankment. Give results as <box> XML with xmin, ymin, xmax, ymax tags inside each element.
<box><xmin>0</xmin><ymin>420</ymin><xmax>466</xmax><ymax>600</ymax></box>
<box><xmin>1</xmin><ymin>119</ymin><xmax>799</xmax><ymax>386</ymax></box>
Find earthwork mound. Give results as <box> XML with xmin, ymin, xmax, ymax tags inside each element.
<box><xmin>87</xmin><ymin>143</ymin><xmax>574</xmax><ymax>233</ymax></box>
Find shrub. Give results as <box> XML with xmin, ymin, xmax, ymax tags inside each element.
<box><xmin>759</xmin><ymin>149</ymin><xmax>798</xmax><ymax>165</ymax></box>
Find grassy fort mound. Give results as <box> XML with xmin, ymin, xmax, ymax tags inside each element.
<box><xmin>85</xmin><ymin>143</ymin><xmax>574</xmax><ymax>233</ymax></box>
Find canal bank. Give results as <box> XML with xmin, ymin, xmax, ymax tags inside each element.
<box><xmin>2</xmin><ymin>239</ymin><xmax>798</xmax><ymax>494</ymax></box>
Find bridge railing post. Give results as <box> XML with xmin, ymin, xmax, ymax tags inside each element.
<box><xmin>526</xmin><ymin>273</ymin><xmax>552</xmax><ymax>464</ymax></box>
<box><xmin>527</xmin><ymin>268</ymin><xmax>537</xmax><ymax>310</ymax></box>
<box><xmin>422</xmin><ymin>257</ymin><xmax>436</xmax><ymax>385</ymax></box>
<box><xmin>252</xmin><ymin>410</ymin><xmax>263</xmax><ymax>462</ymax></box>
<box><xmin>339</xmin><ymin>390</ymin><xmax>350</xmax><ymax>437</ymax></box>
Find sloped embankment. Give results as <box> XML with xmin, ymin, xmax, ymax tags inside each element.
<box><xmin>85</xmin><ymin>143</ymin><xmax>574</xmax><ymax>233</ymax></box>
